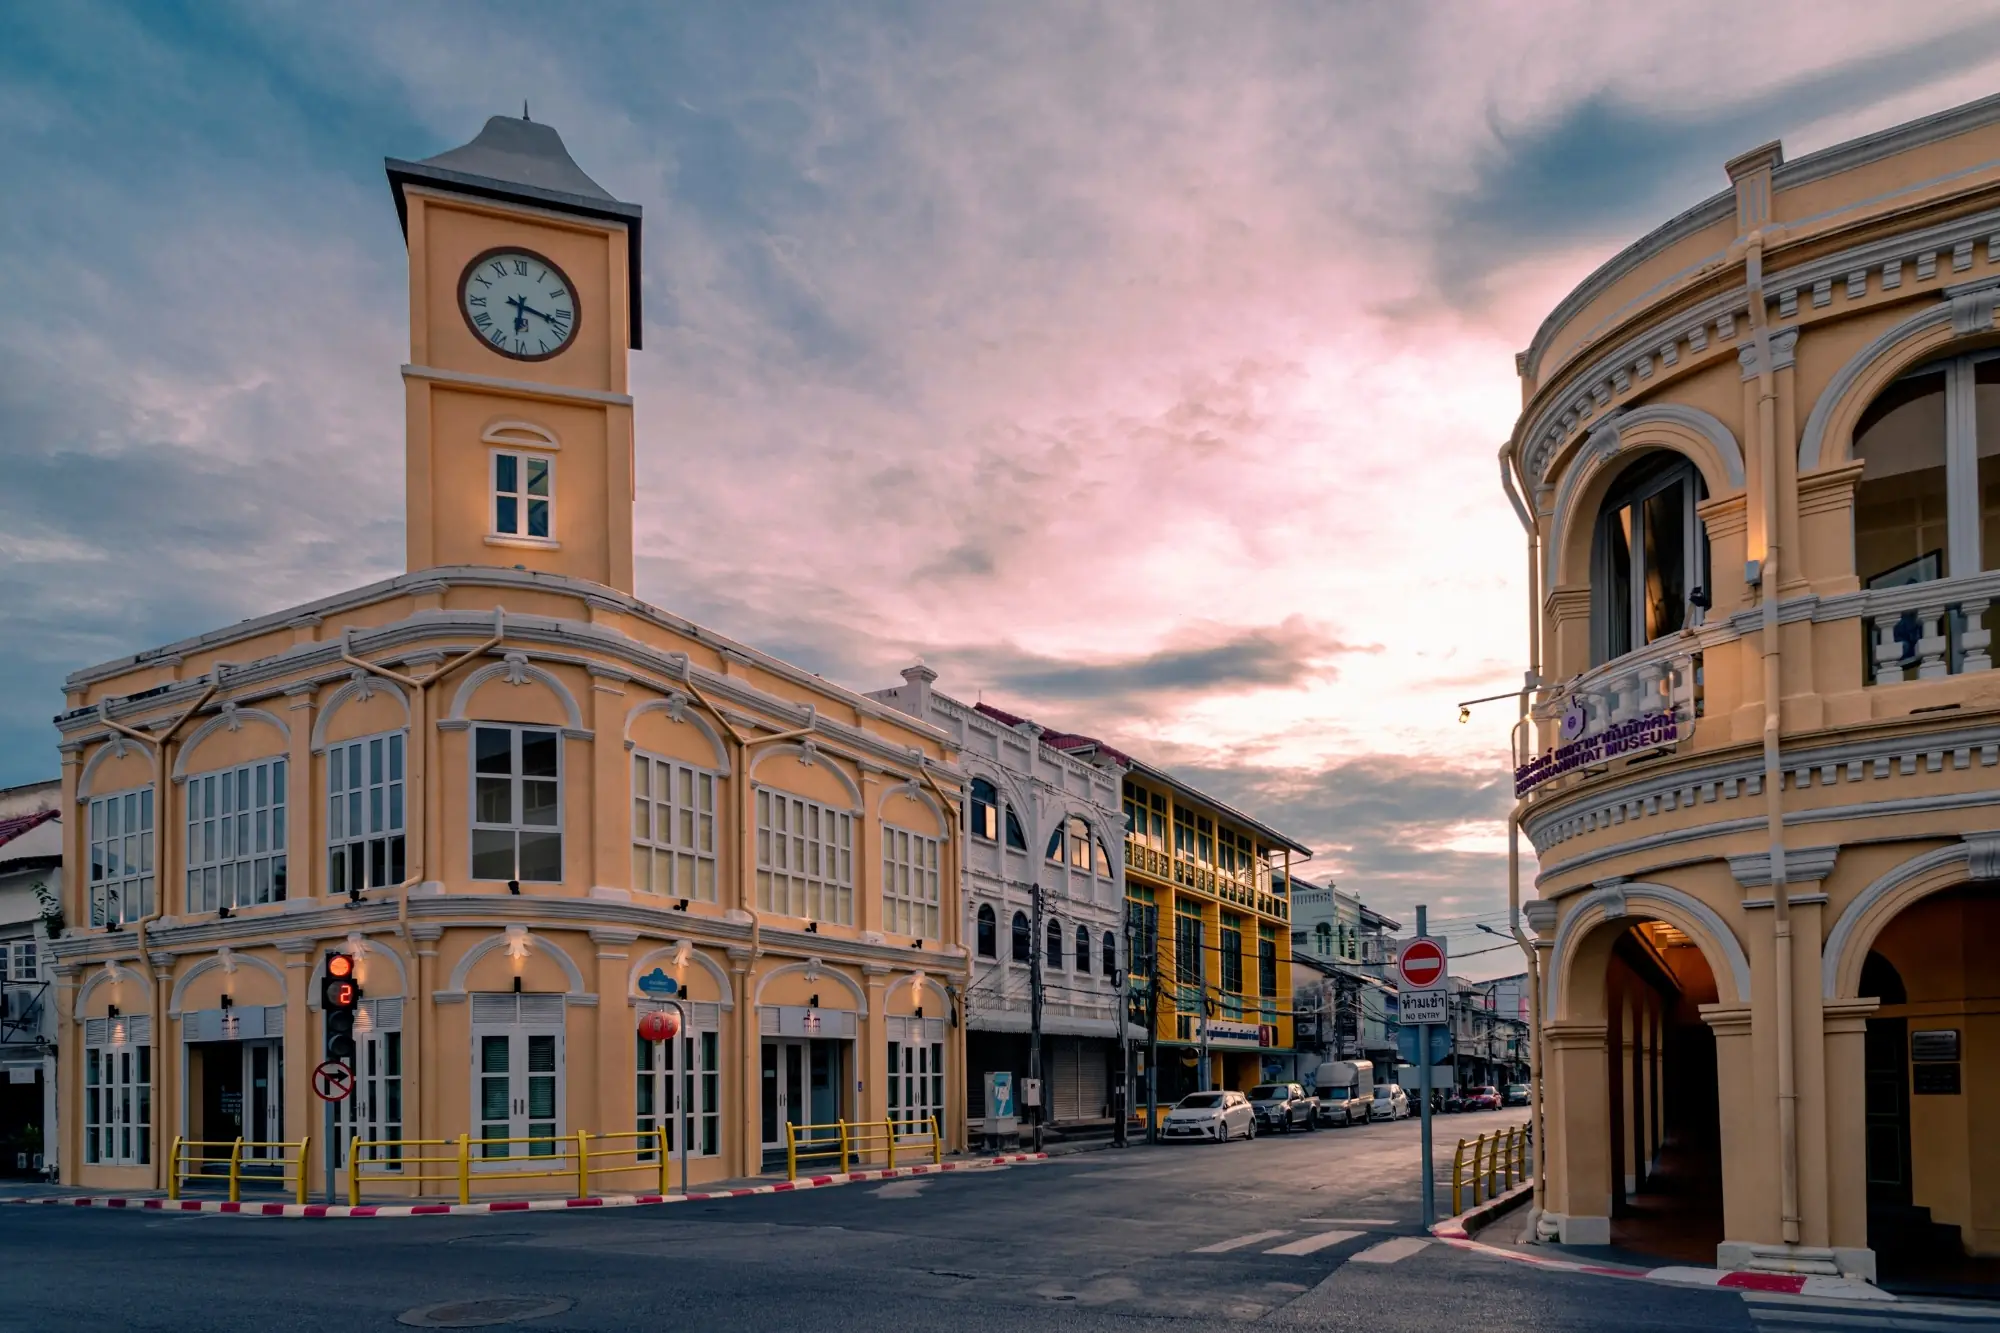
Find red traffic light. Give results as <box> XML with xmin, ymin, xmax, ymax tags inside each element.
<box><xmin>327</xmin><ymin>954</ymin><xmax>354</xmax><ymax>979</ymax></box>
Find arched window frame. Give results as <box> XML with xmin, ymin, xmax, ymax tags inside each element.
<box><xmin>1591</xmin><ymin>454</ymin><xmax>1710</xmax><ymax>666</ymax></box>
<box><xmin>1102</xmin><ymin>930</ymin><xmax>1117</xmax><ymax>978</ymax></box>
<box><xmin>976</xmin><ymin>903</ymin><xmax>997</xmax><ymax>958</ymax></box>
<box><xmin>1075</xmin><ymin>924</ymin><xmax>1091</xmax><ymax>974</ymax></box>
<box><xmin>1004</xmin><ymin>808</ymin><xmax>1027</xmax><ymax>850</ymax></box>
<box><xmin>1010</xmin><ymin>911</ymin><xmax>1031</xmax><ymax>963</ymax></box>
<box><xmin>1045</xmin><ymin>917</ymin><xmax>1064</xmax><ymax>970</ymax></box>
<box><xmin>969</xmin><ymin>779</ymin><xmax>999</xmax><ymax>842</ymax></box>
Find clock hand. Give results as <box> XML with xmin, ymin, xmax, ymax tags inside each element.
<box><xmin>507</xmin><ymin>294</ymin><xmax>531</xmax><ymax>332</ymax></box>
<box><xmin>515</xmin><ymin>301</ymin><xmax>563</xmax><ymax>325</ymax></box>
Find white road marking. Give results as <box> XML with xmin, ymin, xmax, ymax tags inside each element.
<box><xmin>1348</xmin><ymin>1237</ymin><xmax>1430</xmax><ymax>1265</ymax></box>
<box><xmin>1193</xmin><ymin>1229</ymin><xmax>1291</xmax><ymax>1253</ymax></box>
<box><xmin>1264</xmin><ymin>1228</ymin><xmax>1362</xmax><ymax>1256</ymax></box>
<box><xmin>1297</xmin><ymin>1217</ymin><xmax>1399</xmax><ymax>1226</ymax></box>
<box><xmin>1748</xmin><ymin>1309</ymin><xmax>2000</xmax><ymax>1332</ymax></box>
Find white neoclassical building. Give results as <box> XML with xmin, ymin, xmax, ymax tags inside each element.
<box><xmin>871</xmin><ymin>667</ymin><xmax>1132</xmax><ymax>1132</ymax></box>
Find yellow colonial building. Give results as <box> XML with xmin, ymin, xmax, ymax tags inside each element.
<box><xmin>1121</xmin><ymin>765</ymin><xmax>1305</xmax><ymax>1102</ymax></box>
<box><xmin>1508</xmin><ymin>94</ymin><xmax>2000</xmax><ymax>1282</ymax></box>
<box><xmin>50</xmin><ymin>115</ymin><xmax>967</xmax><ymax>1197</ymax></box>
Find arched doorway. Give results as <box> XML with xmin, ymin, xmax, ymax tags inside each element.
<box><xmin>1548</xmin><ymin>902</ymin><xmax>1732</xmax><ymax>1258</ymax></box>
<box><xmin>1854</xmin><ymin>883</ymin><xmax>1999</xmax><ymax>1289</ymax></box>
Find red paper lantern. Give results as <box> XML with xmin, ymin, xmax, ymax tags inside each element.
<box><xmin>638</xmin><ymin>1009</ymin><xmax>681</xmax><ymax>1043</ymax></box>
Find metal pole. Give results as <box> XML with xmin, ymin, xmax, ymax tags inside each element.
<box><xmin>1115</xmin><ymin>917</ymin><xmax>1133</xmax><ymax>1148</ymax></box>
<box><xmin>323</xmin><ymin>1097</ymin><xmax>335</xmax><ymax>1206</ymax></box>
<box><xmin>672</xmin><ymin>999</ymin><xmax>689</xmax><ymax>1196</ymax></box>
<box><xmin>1028</xmin><ymin>881</ymin><xmax>1044</xmax><ymax>1153</ymax></box>
<box><xmin>1418</xmin><ymin>905</ymin><xmax>1434</xmax><ymax>1229</ymax></box>
<box><xmin>1145</xmin><ymin>910</ymin><xmax>1160</xmax><ymax>1144</ymax></box>
<box><xmin>1197</xmin><ymin>929</ymin><xmax>1210</xmax><ymax>1092</ymax></box>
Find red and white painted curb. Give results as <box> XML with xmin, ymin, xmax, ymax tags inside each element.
<box><xmin>7</xmin><ymin>1154</ymin><xmax>1047</xmax><ymax>1220</ymax></box>
<box><xmin>1430</xmin><ymin>1185</ymin><xmax>1893</xmax><ymax>1302</ymax></box>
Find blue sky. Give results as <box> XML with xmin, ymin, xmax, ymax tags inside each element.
<box><xmin>6</xmin><ymin>1</ymin><xmax>2000</xmax><ymax>970</ymax></box>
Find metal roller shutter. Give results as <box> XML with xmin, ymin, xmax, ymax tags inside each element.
<box><xmin>1077</xmin><ymin>1041</ymin><xmax>1108</xmax><ymax>1120</ymax></box>
<box><xmin>1051</xmin><ymin>1039</ymin><xmax>1083</xmax><ymax>1122</ymax></box>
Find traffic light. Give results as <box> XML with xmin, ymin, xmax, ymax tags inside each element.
<box><xmin>321</xmin><ymin>951</ymin><xmax>361</xmax><ymax>1065</ymax></box>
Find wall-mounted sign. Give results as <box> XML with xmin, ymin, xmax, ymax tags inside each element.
<box><xmin>1205</xmin><ymin>1019</ymin><xmax>1263</xmax><ymax>1047</ymax></box>
<box><xmin>637</xmin><ymin>967</ymin><xmax>679</xmax><ymax>997</ymax></box>
<box><xmin>1910</xmin><ymin>1029</ymin><xmax>1960</xmax><ymax>1062</ymax></box>
<box><xmin>1913</xmin><ymin>1064</ymin><xmax>1961</xmax><ymax>1096</ymax></box>
<box><xmin>1514</xmin><ymin>708</ymin><xmax>1687</xmax><ymax>796</ymax></box>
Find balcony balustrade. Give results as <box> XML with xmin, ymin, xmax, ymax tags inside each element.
<box><xmin>1863</xmin><ymin>572</ymin><xmax>1997</xmax><ymax>683</ymax></box>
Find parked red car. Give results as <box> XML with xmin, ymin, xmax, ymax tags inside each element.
<box><xmin>1463</xmin><ymin>1085</ymin><xmax>1501</xmax><ymax>1111</ymax></box>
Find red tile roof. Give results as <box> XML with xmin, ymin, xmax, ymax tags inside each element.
<box><xmin>0</xmin><ymin>808</ymin><xmax>58</xmax><ymax>851</ymax></box>
<box><xmin>971</xmin><ymin>702</ymin><xmax>1132</xmax><ymax>767</ymax></box>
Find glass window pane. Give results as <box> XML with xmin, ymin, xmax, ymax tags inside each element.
<box><xmin>475</xmin><ymin>727</ymin><xmax>515</xmax><ymax>775</ymax></box>
<box><xmin>518</xmin><ymin>829</ymin><xmax>562</xmax><ymax>882</ymax></box>
<box><xmin>1641</xmin><ymin>479</ymin><xmax>1688</xmax><ymax>642</ymax></box>
<box><xmin>1855</xmin><ymin>370</ymin><xmax>1950</xmax><ymax>583</ymax></box>
<box><xmin>520</xmin><ymin>731</ymin><xmax>559</xmax><ymax>778</ymax></box>
<box><xmin>475</xmin><ymin>777</ymin><xmax>513</xmax><ymax>825</ymax></box>
<box><xmin>495</xmin><ymin>453</ymin><xmax>518</xmax><ymax>494</ymax></box>
<box><xmin>526</xmin><ymin>458</ymin><xmax>550</xmax><ymax>496</ymax></box>
<box><xmin>527</xmin><ymin>499</ymin><xmax>549</xmax><ymax>539</ymax></box>
<box><xmin>471</xmin><ymin>829</ymin><xmax>515</xmax><ymax>880</ymax></box>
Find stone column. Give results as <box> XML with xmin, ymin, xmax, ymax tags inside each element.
<box><xmin>863</xmin><ymin>963</ymin><xmax>890</xmax><ymax>1125</ymax></box>
<box><xmin>1543</xmin><ymin>1020</ymin><xmax>1612</xmax><ymax>1244</ymax></box>
<box><xmin>591</xmin><ymin>929</ymin><xmax>636</xmax><ymax>1153</ymax></box>
<box><xmin>1702</xmin><ymin>1004</ymin><xmax>1760</xmax><ymax>1250</ymax></box>
<box><xmin>588</xmin><ymin>667</ymin><xmax>631</xmax><ymax>897</ymax></box>
<box><xmin>277</xmin><ymin>937</ymin><xmax>317</xmax><ymax>1191</ymax></box>
<box><xmin>1822</xmin><ymin>997</ymin><xmax>1878</xmax><ymax>1278</ymax></box>
<box><xmin>410</xmin><ymin>925</ymin><xmax>442</xmax><ymax>1143</ymax></box>
<box><xmin>729</xmin><ymin>947</ymin><xmax>754</xmax><ymax>1178</ymax></box>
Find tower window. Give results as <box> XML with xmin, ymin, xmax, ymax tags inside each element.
<box><xmin>492</xmin><ymin>450</ymin><xmax>554</xmax><ymax>541</ymax></box>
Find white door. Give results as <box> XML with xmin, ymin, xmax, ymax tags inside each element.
<box><xmin>336</xmin><ymin>1000</ymin><xmax>404</xmax><ymax>1169</ymax></box>
<box><xmin>471</xmin><ymin>994</ymin><xmax>564</xmax><ymax>1162</ymax></box>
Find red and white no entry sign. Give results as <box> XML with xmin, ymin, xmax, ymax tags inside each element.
<box><xmin>1398</xmin><ymin>938</ymin><xmax>1447</xmax><ymax>990</ymax></box>
<box><xmin>312</xmin><ymin>1060</ymin><xmax>355</xmax><ymax>1102</ymax></box>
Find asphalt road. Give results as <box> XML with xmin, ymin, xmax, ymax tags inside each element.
<box><xmin>0</xmin><ymin>1108</ymin><xmax>1949</xmax><ymax>1332</ymax></box>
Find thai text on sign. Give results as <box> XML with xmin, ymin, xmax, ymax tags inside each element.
<box><xmin>1513</xmin><ymin>708</ymin><xmax>1685</xmax><ymax>797</ymax></box>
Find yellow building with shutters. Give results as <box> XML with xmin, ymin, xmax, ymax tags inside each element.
<box><xmin>49</xmin><ymin>114</ymin><xmax>967</xmax><ymax>1198</ymax></box>
<box><xmin>1121</xmin><ymin>764</ymin><xmax>1308</xmax><ymax>1102</ymax></box>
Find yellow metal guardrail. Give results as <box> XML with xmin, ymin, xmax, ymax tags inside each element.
<box><xmin>345</xmin><ymin>1128</ymin><xmax>674</xmax><ymax>1206</ymax></box>
<box><xmin>168</xmin><ymin>1135</ymin><xmax>311</xmax><ymax>1204</ymax></box>
<box><xmin>1450</xmin><ymin>1123</ymin><xmax>1532</xmax><ymax>1215</ymax></box>
<box><xmin>784</xmin><ymin>1117</ymin><xmax>941</xmax><ymax>1181</ymax></box>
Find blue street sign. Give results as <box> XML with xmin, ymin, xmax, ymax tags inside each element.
<box><xmin>1397</xmin><ymin>1022</ymin><xmax>1452</xmax><ymax>1066</ymax></box>
<box><xmin>637</xmin><ymin>967</ymin><xmax>679</xmax><ymax>997</ymax></box>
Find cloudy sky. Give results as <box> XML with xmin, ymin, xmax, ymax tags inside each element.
<box><xmin>7</xmin><ymin>2</ymin><xmax>2000</xmax><ymax>974</ymax></box>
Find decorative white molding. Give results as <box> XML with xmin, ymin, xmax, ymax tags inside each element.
<box><xmin>750</xmin><ymin>742</ymin><xmax>864</xmax><ymax>811</ymax></box>
<box><xmin>626</xmin><ymin>942</ymin><xmax>735</xmax><ymax>1010</ymax></box>
<box><xmin>481</xmin><ymin>419</ymin><xmax>560</xmax><ymax>451</ymax></box>
<box><xmin>167</xmin><ymin>950</ymin><xmax>288</xmax><ymax>1015</ymax></box>
<box><xmin>172</xmin><ymin>706</ymin><xmax>292</xmax><ymax>780</ymax></box>
<box><xmin>445</xmin><ymin>928</ymin><xmax>588</xmax><ymax>994</ymax></box>
<box><xmin>1967</xmin><ymin>832</ymin><xmax>2000</xmax><ymax>881</ymax></box>
<box><xmin>1736</xmin><ymin>326</ymin><xmax>1799</xmax><ymax>380</ymax></box>
<box><xmin>310</xmin><ymin>673</ymin><xmax>412</xmax><ymax>753</ymax></box>
<box><xmin>1821</xmin><ymin>843</ymin><xmax>1973</xmax><ymax>998</ymax></box>
<box><xmin>77</xmin><ymin>733</ymin><xmax>154</xmax><ymax>802</ymax></box>
<box><xmin>447</xmin><ymin>655</ymin><xmax>585</xmax><ymax>731</ymax></box>
<box><xmin>402</xmin><ymin>362</ymin><xmax>633</xmax><ymax>407</ymax></box>
<box><xmin>1727</xmin><ymin>846</ymin><xmax>1839</xmax><ymax>889</ymax></box>
<box><xmin>73</xmin><ymin>962</ymin><xmax>151</xmax><ymax>1020</ymax></box>
<box><xmin>621</xmin><ymin>695</ymin><xmax>730</xmax><ymax>772</ymax></box>
<box><xmin>753</xmin><ymin>957</ymin><xmax>868</xmax><ymax>1015</ymax></box>
<box><xmin>1546</xmin><ymin>881</ymin><xmax>1752</xmax><ymax>1021</ymax></box>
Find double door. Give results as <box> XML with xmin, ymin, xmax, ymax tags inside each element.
<box><xmin>761</xmin><ymin>1039</ymin><xmax>842</xmax><ymax>1159</ymax></box>
<box><xmin>477</xmin><ymin>1028</ymin><xmax>562</xmax><ymax>1159</ymax></box>
<box><xmin>191</xmin><ymin>1038</ymin><xmax>283</xmax><ymax>1166</ymax></box>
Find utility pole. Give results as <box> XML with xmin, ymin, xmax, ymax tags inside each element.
<box><xmin>1028</xmin><ymin>880</ymin><xmax>1045</xmax><ymax>1153</ymax></box>
<box><xmin>1145</xmin><ymin>911</ymin><xmax>1160</xmax><ymax>1143</ymax></box>
<box><xmin>1197</xmin><ymin>925</ymin><xmax>1211</xmax><ymax>1093</ymax></box>
<box><xmin>1115</xmin><ymin>915</ymin><xmax>1133</xmax><ymax>1148</ymax></box>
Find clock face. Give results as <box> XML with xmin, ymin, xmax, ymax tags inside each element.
<box><xmin>458</xmin><ymin>248</ymin><xmax>579</xmax><ymax>361</ymax></box>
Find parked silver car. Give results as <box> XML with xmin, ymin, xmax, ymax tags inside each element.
<box><xmin>1162</xmin><ymin>1090</ymin><xmax>1256</xmax><ymax>1142</ymax></box>
<box><xmin>1248</xmin><ymin>1083</ymin><xmax>1319</xmax><ymax>1133</ymax></box>
<box><xmin>1369</xmin><ymin>1083</ymin><xmax>1410</xmax><ymax>1121</ymax></box>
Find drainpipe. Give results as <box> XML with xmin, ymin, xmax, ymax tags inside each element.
<box><xmin>95</xmin><ymin>668</ymin><xmax>224</xmax><ymax>1187</ymax></box>
<box><xmin>1499</xmin><ymin>444</ymin><xmax>1549</xmax><ymax>1228</ymax></box>
<box><xmin>1745</xmin><ymin>232</ymin><xmax>1801</xmax><ymax>1247</ymax></box>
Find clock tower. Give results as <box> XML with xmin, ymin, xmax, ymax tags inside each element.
<box><xmin>386</xmin><ymin>115</ymin><xmax>643</xmax><ymax>593</ymax></box>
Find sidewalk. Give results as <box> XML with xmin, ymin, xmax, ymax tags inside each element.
<box><xmin>3</xmin><ymin>1152</ymin><xmax>1048</xmax><ymax>1218</ymax></box>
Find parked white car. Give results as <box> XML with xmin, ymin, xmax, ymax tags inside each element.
<box><xmin>1162</xmin><ymin>1090</ymin><xmax>1256</xmax><ymax>1142</ymax></box>
<box><xmin>1369</xmin><ymin>1083</ymin><xmax>1410</xmax><ymax>1121</ymax></box>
